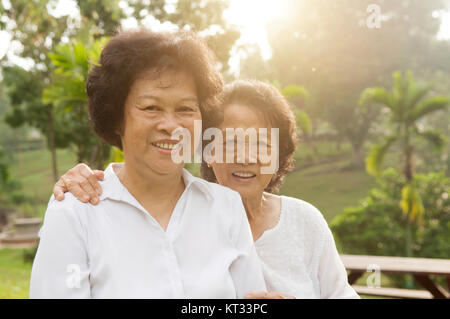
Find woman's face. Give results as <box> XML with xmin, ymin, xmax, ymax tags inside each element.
<box><xmin>210</xmin><ymin>103</ymin><xmax>277</xmax><ymax>199</ymax></box>
<box><xmin>119</xmin><ymin>68</ymin><xmax>202</xmax><ymax>175</ymax></box>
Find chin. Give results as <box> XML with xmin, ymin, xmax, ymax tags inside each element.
<box><xmin>226</xmin><ymin>184</ymin><xmax>254</xmax><ymax>198</ymax></box>
<box><xmin>145</xmin><ymin>159</ymin><xmax>184</xmax><ymax>175</ymax></box>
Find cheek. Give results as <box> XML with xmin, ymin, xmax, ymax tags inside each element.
<box><xmin>211</xmin><ymin>164</ymin><xmax>229</xmax><ymax>182</ymax></box>
<box><xmin>259</xmin><ymin>173</ymin><xmax>274</xmax><ymax>188</ymax></box>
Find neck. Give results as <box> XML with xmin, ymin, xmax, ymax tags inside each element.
<box><xmin>242</xmin><ymin>192</ymin><xmax>271</xmax><ymax>222</ymax></box>
<box><xmin>116</xmin><ymin>162</ymin><xmax>185</xmax><ymax>204</ymax></box>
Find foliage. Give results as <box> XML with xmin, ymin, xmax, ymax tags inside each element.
<box><xmin>2</xmin><ymin>66</ymin><xmax>71</xmax><ymax>149</ymax></box>
<box><xmin>43</xmin><ymin>38</ymin><xmax>111</xmax><ymax>168</ymax></box>
<box><xmin>331</xmin><ymin>168</ymin><xmax>450</xmax><ymax>259</ymax></box>
<box><xmin>361</xmin><ymin>71</ymin><xmax>449</xmax><ymax>226</ymax></box>
<box><xmin>0</xmin><ymin>146</ymin><xmax>25</xmax><ymax>206</ymax></box>
<box><xmin>262</xmin><ymin>0</ymin><xmax>449</xmax><ymax>167</ymax></box>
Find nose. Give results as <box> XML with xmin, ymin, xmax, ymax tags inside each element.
<box><xmin>156</xmin><ymin>112</ymin><xmax>183</xmax><ymax>136</ymax></box>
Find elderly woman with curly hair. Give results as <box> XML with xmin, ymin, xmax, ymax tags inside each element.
<box><xmin>53</xmin><ymin>76</ymin><xmax>359</xmax><ymax>298</ymax></box>
<box><xmin>30</xmin><ymin>30</ymin><xmax>267</xmax><ymax>299</ymax></box>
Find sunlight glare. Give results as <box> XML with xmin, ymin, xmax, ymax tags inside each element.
<box><xmin>224</xmin><ymin>0</ymin><xmax>289</xmax><ymax>59</ymax></box>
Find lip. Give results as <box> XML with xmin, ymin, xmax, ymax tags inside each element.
<box><xmin>231</xmin><ymin>171</ymin><xmax>257</xmax><ymax>183</ymax></box>
<box><xmin>151</xmin><ymin>139</ymin><xmax>180</xmax><ymax>155</ymax></box>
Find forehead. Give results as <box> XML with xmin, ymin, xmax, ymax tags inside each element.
<box><xmin>129</xmin><ymin>68</ymin><xmax>197</xmax><ymax>98</ymax></box>
<box><xmin>220</xmin><ymin>103</ymin><xmax>270</xmax><ymax>129</ymax></box>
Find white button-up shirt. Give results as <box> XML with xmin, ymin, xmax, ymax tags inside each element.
<box><xmin>30</xmin><ymin>163</ymin><xmax>266</xmax><ymax>299</ymax></box>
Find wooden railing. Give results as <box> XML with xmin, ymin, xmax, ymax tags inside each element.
<box><xmin>341</xmin><ymin>254</ymin><xmax>450</xmax><ymax>299</ymax></box>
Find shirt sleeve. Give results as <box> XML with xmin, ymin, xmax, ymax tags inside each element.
<box><xmin>317</xmin><ymin>224</ymin><xmax>360</xmax><ymax>299</ymax></box>
<box><xmin>228</xmin><ymin>192</ymin><xmax>267</xmax><ymax>298</ymax></box>
<box><xmin>30</xmin><ymin>196</ymin><xmax>91</xmax><ymax>298</ymax></box>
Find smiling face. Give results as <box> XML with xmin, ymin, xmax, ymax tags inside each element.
<box><xmin>210</xmin><ymin>103</ymin><xmax>277</xmax><ymax>200</ymax></box>
<box><xmin>119</xmin><ymin>68</ymin><xmax>202</xmax><ymax>176</ymax></box>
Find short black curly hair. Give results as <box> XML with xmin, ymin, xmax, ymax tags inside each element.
<box><xmin>201</xmin><ymin>80</ymin><xmax>298</xmax><ymax>193</ymax></box>
<box><xmin>86</xmin><ymin>29</ymin><xmax>223</xmax><ymax>149</ymax></box>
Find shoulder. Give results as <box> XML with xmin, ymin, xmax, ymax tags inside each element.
<box><xmin>42</xmin><ymin>193</ymin><xmax>92</xmax><ymax>235</ymax></box>
<box><xmin>192</xmin><ymin>177</ymin><xmax>243</xmax><ymax>204</ymax></box>
<box><xmin>280</xmin><ymin>195</ymin><xmax>330</xmax><ymax>238</ymax></box>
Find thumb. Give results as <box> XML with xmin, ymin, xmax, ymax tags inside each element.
<box><xmin>93</xmin><ymin>170</ymin><xmax>105</xmax><ymax>180</ymax></box>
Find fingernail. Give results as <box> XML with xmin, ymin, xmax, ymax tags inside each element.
<box><xmin>93</xmin><ymin>197</ymin><xmax>99</xmax><ymax>205</ymax></box>
<box><xmin>83</xmin><ymin>195</ymin><xmax>89</xmax><ymax>202</ymax></box>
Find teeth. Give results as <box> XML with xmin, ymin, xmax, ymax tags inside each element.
<box><xmin>233</xmin><ymin>172</ymin><xmax>256</xmax><ymax>178</ymax></box>
<box><xmin>153</xmin><ymin>142</ymin><xmax>176</xmax><ymax>150</ymax></box>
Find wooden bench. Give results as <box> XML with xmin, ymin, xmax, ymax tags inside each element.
<box><xmin>352</xmin><ymin>285</ymin><xmax>433</xmax><ymax>299</ymax></box>
<box><xmin>340</xmin><ymin>254</ymin><xmax>450</xmax><ymax>299</ymax></box>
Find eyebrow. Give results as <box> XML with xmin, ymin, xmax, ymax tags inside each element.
<box><xmin>136</xmin><ymin>94</ymin><xmax>199</xmax><ymax>104</ymax></box>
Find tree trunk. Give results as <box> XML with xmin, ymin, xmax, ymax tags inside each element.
<box><xmin>47</xmin><ymin>107</ymin><xmax>58</xmax><ymax>182</ymax></box>
<box><xmin>336</xmin><ymin>138</ymin><xmax>341</xmax><ymax>152</ymax></box>
<box><xmin>351</xmin><ymin>142</ymin><xmax>364</xmax><ymax>168</ymax></box>
<box><xmin>403</xmin><ymin>133</ymin><xmax>415</xmax><ymax>287</ymax></box>
<box><xmin>404</xmin><ymin>144</ymin><xmax>414</xmax><ymax>183</ymax></box>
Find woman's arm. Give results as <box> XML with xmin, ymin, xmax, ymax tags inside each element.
<box><xmin>30</xmin><ymin>198</ymin><xmax>91</xmax><ymax>298</ymax></box>
<box><xmin>53</xmin><ymin>163</ymin><xmax>104</xmax><ymax>204</ymax></box>
<box><xmin>228</xmin><ymin>192</ymin><xmax>267</xmax><ymax>298</ymax></box>
<box><xmin>317</xmin><ymin>225</ymin><xmax>360</xmax><ymax>299</ymax></box>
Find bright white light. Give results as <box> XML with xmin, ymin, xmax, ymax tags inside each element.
<box><xmin>0</xmin><ymin>31</ymin><xmax>11</xmax><ymax>60</ymax></box>
<box><xmin>437</xmin><ymin>11</ymin><xmax>450</xmax><ymax>40</ymax></box>
<box><xmin>224</xmin><ymin>0</ymin><xmax>288</xmax><ymax>60</ymax></box>
<box><xmin>46</xmin><ymin>0</ymin><xmax>79</xmax><ymax>18</ymax></box>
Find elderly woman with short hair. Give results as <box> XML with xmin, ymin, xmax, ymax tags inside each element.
<box><xmin>54</xmin><ymin>78</ymin><xmax>359</xmax><ymax>299</ymax></box>
<box><xmin>30</xmin><ymin>30</ymin><xmax>267</xmax><ymax>298</ymax></box>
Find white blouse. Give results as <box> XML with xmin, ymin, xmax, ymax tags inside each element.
<box><xmin>255</xmin><ymin>196</ymin><xmax>359</xmax><ymax>299</ymax></box>
<box><xmin>30</xmin><ymin>163</ymin><xmax>266</xmax><ymax>299</ymax></box>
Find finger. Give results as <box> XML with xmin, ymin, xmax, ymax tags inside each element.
<box><xmin>265</xmin><ymin>291</ymin><xmax>283</xmax><ymax>299</ymax></box>
<box><xmin>244</xmin><ymin>291</ymin><xmax>269</xmax><ymax>299</ymax></box>
<box><xmin>64</xmin><ymin>181</ymin><xmax>90</xmax><ymax>203</ymax></box>
<box><xmin>79</xmin><ymin>166</ymin><xmax>102</xmax><ymax>198</ymax></box>
<box><xmin>79</xmin><ymin>179</ymin><xmax>98</xmax><ymax>204</ymax></box>
<box><xmin>93</xmin><ymin>170</ymin><xmax>105</xmax><ymax>180</ymax></box>
<box><xmin>53</xmin><ymin>180</ymin><xmax>66</xmax><ymax>201</ymax></box>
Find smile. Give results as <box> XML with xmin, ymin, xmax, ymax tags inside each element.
<box><xmin>232</xmin><ymin>172</ymin><xmax>256</xmax><ymax>179</ymax></box>
<box><xmin>152</xmin><ymin>142</ymin><xmax>178</xmax><ymax>150</ymax></box>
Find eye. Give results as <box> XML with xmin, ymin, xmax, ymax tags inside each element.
<box><xmin>144</xmin><ymin>106</ymin><xmax>159</xmax><ymax>111</ymax></box>
<box><xmin>178</xmin><ymin>106</ymin><xmax>196</xmax><ymax>112</ymax></box>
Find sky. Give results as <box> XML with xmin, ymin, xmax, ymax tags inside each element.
<box><xmin>0</xmin><ymin>0</ymin><xmax>450</xmax><ymax>73</ymax></box>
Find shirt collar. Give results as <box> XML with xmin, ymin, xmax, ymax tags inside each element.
<box><xmin>181</xmin><ymin>168</ymin><xmax>213</xmax><ymax>201</ymax></box>
<box><xmin>99</xmin><ymin>163</ymin><xmax>212</xmax><ymax>202</ymax></box>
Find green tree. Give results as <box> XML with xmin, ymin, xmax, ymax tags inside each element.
<box><xmin>264</xmin><ymin>0</ymin><xmax>449</xmax><ymax>167</ymax></box>
<box><xmin>279</xmin><ymin>84</ymin><xmax>310</xmax><ymax>137</ymax></box>
<box><xmin>1</xmin><ymin>0</ymin><xmax>76</xmax><ymax>181</ymax></box>
<box><xmin>2</xmin><ymin>66</ymin><xmax>69</xmax><ymax>181</ymax></box>
<box><xmin>359</xmin><ymin>71</ymin><xmax>450</xmax><ymax>257</ymax></box>
<box><xmin>331</xmin><ymin>168</ymin><xmax>449</xmax><ymax>287</ymax></box>
<box><xmin>42</xmin><ymin>37</ymin><xmax>111</xmax><ymax>168</ymax></box>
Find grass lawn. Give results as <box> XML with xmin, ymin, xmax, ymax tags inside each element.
<box><xmin>280</xmin><ymin>158</ymin><xmax>376</xmax><ymax>222</ymax></box>
<box><xmin>8</xmin><ymin>148</ymin><xmax>77</xmax><ymax>217</ymax></box>
<box><xmin>0</xmin><ymin>249</ymin><xmax>33</xmax><ymax>299</ymax></box>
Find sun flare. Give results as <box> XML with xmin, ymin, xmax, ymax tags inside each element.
<box><xmin>224</xmin><ymin>0</ymin><xmax>289</xmax><ymax>58</ymax></box>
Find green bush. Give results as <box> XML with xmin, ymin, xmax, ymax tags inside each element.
<box><xmin>331</xmin><ymin>168</ymin><xmax>449</xmax><ymax>288</ymax></box>
<box><xmin>331</xmin><ymin>168</ymin><xmax>449</xmax><ymax>258</ymax></box>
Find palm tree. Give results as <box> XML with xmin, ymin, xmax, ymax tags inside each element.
<box><xmin>42</xmin><ymin>37</ymin><xmax>110</xmax><ymax>169</ymax></box>
<box><xmin>359</xmin><ymin>71</ymin><xmax>449</xmax><ymax>258</ymax></box>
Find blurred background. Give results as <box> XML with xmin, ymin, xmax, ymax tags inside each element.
<box><xmin>0</xmin><ymin>0</ymin><xmax>449</xmax><ymax>298</ymax></box>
